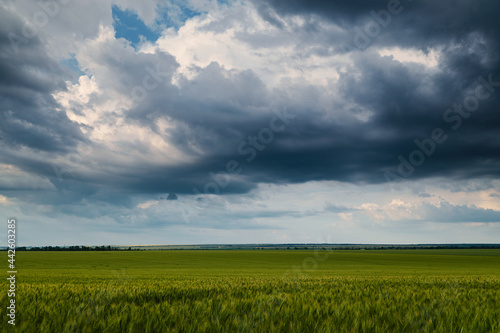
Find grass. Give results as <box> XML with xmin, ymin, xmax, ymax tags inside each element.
<box><xmin>3</xmin><ymin>249</ymin><xmax>500</xmax><ymax>332</ymax></box>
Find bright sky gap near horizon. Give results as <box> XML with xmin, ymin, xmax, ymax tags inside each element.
<box><xmin>1</xmin><ymin>0</ymin><xmax>500</xmax><ymax>246</ymax></box>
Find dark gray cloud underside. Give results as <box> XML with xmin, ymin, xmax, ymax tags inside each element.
<box><xmin>1</xmin><ymin>0</ymin><xmax>499</xmax><ymax>202</ymax></box>
<box><xmin>0</xmin><ymin>10</ymin><xmax>86</xmax><ymax>155</ymax></box>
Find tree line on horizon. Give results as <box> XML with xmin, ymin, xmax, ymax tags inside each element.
<box><xmin>5</xmin><ymin>244</ymin><xmax>500</xmax><ymax>251</ymax></box>
<box><xmin>11</xmin><ymin>246</ymin><xmax>138</xmax><ymax>251</ymax></box>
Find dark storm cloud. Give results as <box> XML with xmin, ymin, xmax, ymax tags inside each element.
<box><xmin>253</xmin><ymin>0</ymin><xmax>392</xmax><ymax>22</ymax></box>
<box><xmin>166</xmin><ymin>193</ymin><xmax>178</xmax><ymax>200</ymax></box>
<box><xmin>0</xmin><ymin>8</ymin><xmax>86</xmax><ymax>155</ymax></box>
<box><xmin>109</xmin><ymin>0</ymin><xmax>500</xmax><ymax>196</ymax></box>
<box><xmin>193</xmin><ymin>0</ymin><xmax>500</xmax><ymax>189</ymax></box>
<box><xmin>2</xmin><ymin>0</ymin><xmax>500</xmax><ymax>206</ymax></box>
<box><xmin>255</xmin><ymin>0</ymin><xmax>500</xmax><ymax>47</ymax></box>
<box><xmin>114</xmin><ymin>53</ymin><xmax>500</xmax><ymax>195</ymax></box>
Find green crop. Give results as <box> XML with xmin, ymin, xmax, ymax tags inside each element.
<box><xmin>3</xmin><ymin>249</ymin><xmax>500</xmax><ymax>332</ymax></box>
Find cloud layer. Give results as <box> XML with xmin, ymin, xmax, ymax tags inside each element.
<box><xmin>1</xmin><ymin>0</ymin><xmax>499</xmax><ymax>245</ymax></box>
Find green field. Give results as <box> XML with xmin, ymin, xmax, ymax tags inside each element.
<box><xmin>4</xmin><ymin>249</ymin><xmax>500</xmax><ymax>332</ymax></box>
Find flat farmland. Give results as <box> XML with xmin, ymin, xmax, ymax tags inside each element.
<box><xmin>4</xmin><ymin>249</ymin><xmax>500</xmax><ymax>332</ymax></box>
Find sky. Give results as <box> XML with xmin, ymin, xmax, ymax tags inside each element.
<box><xmin>1</xmin><ymin>0</ymin><xmax>500</xmax><ymax>246</ymax></box>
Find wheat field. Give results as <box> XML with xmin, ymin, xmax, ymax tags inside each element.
<box><xmin>4</xmin><ymin>249</ymin><xmax>500</xmax><ymax>332</ymax></box>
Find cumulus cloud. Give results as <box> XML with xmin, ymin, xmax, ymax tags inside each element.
<box><xmin>421</xmin><ymin>201</ymin><xmax>500</xmax><ymax>223</ymax></box>
<box><xmin>353</xmin><ymin>198</ymin><xmax>500</xmax><ymax>224</ymax></box>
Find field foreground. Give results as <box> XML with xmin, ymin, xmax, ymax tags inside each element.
<box><xmin>3</xmin><ymin>249</ymin><xmax>500</xmax><ymax>332</ymax></box>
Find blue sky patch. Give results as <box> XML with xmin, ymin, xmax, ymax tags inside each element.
<box><xmin>112</xmin><ymin>5</ymin><xmax>161</xmax><ymax>48</ymax></box>
<box><xmin>60</xmin><ymin>54</ymin><xmax>85</xmax><ymax>82</ymax></box>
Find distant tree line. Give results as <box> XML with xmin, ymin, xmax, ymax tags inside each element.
<box><xmin>5</xmin><ymin>244</ymin><xmax>500</xmax><ymax>251</ymax></box>
<box><xmin>13</xmin><ymin>246</ymin><xmax>139</xmax><ymax>251</ymax></box>
<box><xmin>362</xmin><ymin>245</ymin><xmax>500</xmax><ymax>250</ymax></box>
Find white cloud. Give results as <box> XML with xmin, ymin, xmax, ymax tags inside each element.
<box><xmin>154</xmin><ymin>2</ymin><xmax>349</xmax><ymax>87</ymax></box>
<box><xmin>112</xmin><ymin>0</ymin><xmax>161</xmax><ymax>26</ymax></box>
<box><xmin>0</xmin><ymin>194</ymin><xmax>12</xmax><ymax>205</ymax></box>
<box><xmin>138</xmin><ymin>200</ymin><xmax>159</xmax><ymax>209</ymax></box>
<box><xmin>0</xmin><ymin>163</ymin><xmax>55</xmax><ymax>191</ymax></box>
<box><xmin>378</xmin><ymin>47</ymin><xmax>440</xmax><ymax>67</ymax></box>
